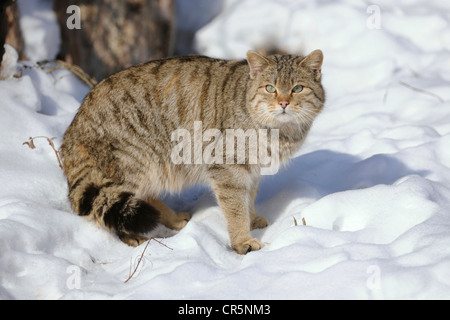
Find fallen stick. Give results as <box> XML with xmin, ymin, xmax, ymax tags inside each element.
<box><xmin>124</xmin><ymin>237</ymin><xmax>173</xmax><ymax>284</ymax></box>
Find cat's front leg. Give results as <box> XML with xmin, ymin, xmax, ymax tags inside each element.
<box><xmin>209</xmin><ymin>166</ymin><xmax>263</xmax><ymax>254</ymax></box>
<box><xmin>249</xmin><ymin>175</ymin><xmax>268</xmax><ymax>230</ymax></box>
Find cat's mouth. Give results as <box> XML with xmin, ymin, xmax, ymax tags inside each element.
<box><xmin>274</xmin><ymin>109</ymin><xmax>295</xmax><ymax>121</ymax></box>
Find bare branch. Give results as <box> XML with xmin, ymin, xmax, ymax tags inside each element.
<box><xmin>22</xmin><ymin>136</ymin><xmax>63</xmax><ymax>169</ymax></box>
<box><xmin>124</xmin><ymin>237</ymin><xmax>173</xmax><ymax>284</ymax></box>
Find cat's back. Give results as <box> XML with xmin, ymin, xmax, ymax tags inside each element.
<box><xmin>95</xmin><ymin>55</ymin><xmax>248</xmax><ymax>101</ymax></box>
<box><xmin>70</xmin><ymin>55</ymin><xmax>250</xmax><ymax>133</ymax></box>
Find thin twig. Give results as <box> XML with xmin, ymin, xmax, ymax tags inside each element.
<box><xmin>293</xmin><ymin>216</ymin><xmax>307</xmax><ymax>226</ymax></box>
<box><xmin>125</xmin><ymin>240</ymin><xmax>151</xmax><ymax>284</ymax></box>
<box><xmin>383</xmin><ymin>82</ymin><xmax>393</xmax><ymax>105</ymax></box>
<box><xmin>34</xmin><ymin>59</ymin><xmax>97</xmax><ymax>88</ymax></box>
<box><xmin>23</xmin><ymin>136</ymin><xmax>63</xmax><ymax>169</ymax></box>
<box><xmin>50</xmin><ymin>60</ymin><xmax>98</xmax><ymax>88</ymax></box>
<box><xmin>399</xmin><ymin>81</ymin><xmax>444</xmax><ymax>103</ymax></box>
<box><xmin>124</xmin><ymin>237</ymin><xmax>173</xmax><ymax>284</ymax></box>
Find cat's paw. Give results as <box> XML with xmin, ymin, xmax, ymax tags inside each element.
<box><xmin>119</xmin><ymin>233</ymin><xmax>149</xmax><ymax>247</ymax></box>
<box><xmin>232</xmin><ymin>238</ymin><xmax>263</xmax><ymax>254</ymax></box>
<box><xmin>250</xmin><ymin>216</ymin><xmax>268</xmax><ymax>230</ymax></box>
<box><xmin>172</xmin><ymin>212</ymin><xmax>191</xmax><ymax>230</ymax></box>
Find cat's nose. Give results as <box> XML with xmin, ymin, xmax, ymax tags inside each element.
<box><xmin>279</xmin><ymin>101</ymin><xmax>289</xmax><ymax>109</ymax></box>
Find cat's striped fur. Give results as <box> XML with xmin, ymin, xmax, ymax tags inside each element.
<box><xmin>60</xmin><ymin>50</ymin><xmax>325</xmax><ymax>254</ymax></box>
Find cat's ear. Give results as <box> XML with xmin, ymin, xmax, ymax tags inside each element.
<box><xmin>299</xmin><ymin>49</ymin><xmax>323</xmax><ymax>81</ymax></box>
<box><xmin>247</xmin><ymin>51</ymin><xmax>272</xmax><ymax>79</ymax></box>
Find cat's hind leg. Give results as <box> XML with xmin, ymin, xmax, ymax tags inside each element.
<box><xmin>147</xmin><ymin>198</ymin><xmax>190</xmax><ymax>231</ymax></box>
<box><xmin>66</xmin><ymin>171</ymin><xmax>160</xmax><ymax>247</ymax></box>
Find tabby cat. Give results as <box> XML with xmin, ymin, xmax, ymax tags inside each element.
<box><xmin>60</xmin><ymin>50</ymin><xmax>325</xmax><ymax>254</ymax></box>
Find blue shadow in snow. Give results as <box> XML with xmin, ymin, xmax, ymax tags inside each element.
<box><xmin>162</xmin><ymin>150</ymin><xmax>429</xmax><ymax>223</ymax></box>
<box><xmin>256</xmin><ymin>150</ymin><xmax>430</xmax><ymax>222</ymax></box>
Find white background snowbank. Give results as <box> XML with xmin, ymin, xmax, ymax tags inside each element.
<box><xmin>1</xmin><ymin>0</ymin><xmax>450</xmax><ymax>299</ymax></box>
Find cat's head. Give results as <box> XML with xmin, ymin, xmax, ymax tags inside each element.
<box><xmin>246</xmin><ymin>50</ymin><xmax>325</xmax><ymax>128</ymax></box>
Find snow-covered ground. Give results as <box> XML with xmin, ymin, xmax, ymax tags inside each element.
<box><xmin>1</xmin><ymin>0</ymin><xmax>450</xmax><ymax>299</ymax></box>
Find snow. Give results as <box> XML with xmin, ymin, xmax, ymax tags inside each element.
<box><xmin>0</xmin><ymin>45</ymin><xmax>19</xmax><ymax>80</ymax></box>
<box><xmin>1</xmin><ymin>0</ymin><xmax>450</xmax><ymax>299</ymax></box>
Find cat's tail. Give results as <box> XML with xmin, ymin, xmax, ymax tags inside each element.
<box><xmin>65</xmin><ymin>167</ymin><xmax>160</xmax><ymax>246</ymax></box>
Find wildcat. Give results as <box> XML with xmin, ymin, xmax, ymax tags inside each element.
<box><xmin>60</xmin><ymin>50</ymin><xmax>325</xmax><ymax>254</ymax></box>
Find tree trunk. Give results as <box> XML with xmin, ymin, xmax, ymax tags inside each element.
<box><xmin>54</xmin><ymin>0</ymin><xmax>175</xmax><ymax>81</ymax></box>
<box><xmin>0</xmin><ymin>0</ymin><xmax>25</xmax><ymax>61</ymax></box>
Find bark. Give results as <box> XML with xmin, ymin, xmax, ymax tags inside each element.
<box><xmin>54</xmin><ymin>0</ymin><xmax>175</xmax><ymax>81</ymax></box>
<box><xmin>0</xmin><ymin>0</ymin><xmax>25</xmax><ymax>61</ymax></box>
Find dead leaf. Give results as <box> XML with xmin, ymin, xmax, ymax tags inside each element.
<box><xmin>23</xmin><ymin>137</ymin><xmax>36</xmax><ymax>149</ymax></box>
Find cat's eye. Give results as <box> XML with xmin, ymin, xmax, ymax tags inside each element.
<box><xmin>265</xmin><ymin>85</ymin><xmax>277</xmax><ymax>93</ymax></box>
<box><xmin>292</xmin><ymin>85</ymin><xmax>304</xmax><ymax>93</ymax></box>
